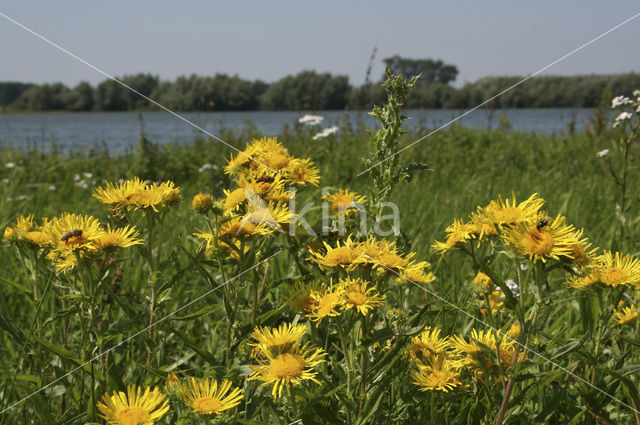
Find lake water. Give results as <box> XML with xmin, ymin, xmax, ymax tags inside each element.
<box><xmin>0</xmin><ymin>108</ymin><xmax>593</xmax><ymax>152</ymax></box>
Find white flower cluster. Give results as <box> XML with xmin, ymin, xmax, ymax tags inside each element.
<box><xmin>312</xmin><ymin>126</ymin><xmax>339</xmax><ymax>140</ymax></box>
<box><xmin>198</xmin><ymin>163</ymin><xmax>219</xmax><ymax>173</ymax></box>
<box><xmin>611</xmin><ymin>90</ymin><xmax>640</xmax><ymax>127</ymax></box>
<box><xmin>298</xmin><ymin>114</ymin><xmax>324</xmax><ymax>126</ymax></box>
<box><xmin>596</xmin><ymin>149</ymin><xmax>609</xmax><ymax>158</ymax></box>
<box><xmin>74</xmin><ymin>172</ymin><xmax>94</xmax><ymax>189</ymax></box>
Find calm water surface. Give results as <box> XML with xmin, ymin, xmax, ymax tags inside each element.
<box><xmin>0</xmin><ymin>108</ymin><xmax>592</xmax><ymax>152</ymax></box>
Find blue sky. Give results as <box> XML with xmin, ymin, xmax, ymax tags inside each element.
<box><xmin>1</xmin><ymin>1</ymin><xmax>639</xmax><ymax>87</ymax></box>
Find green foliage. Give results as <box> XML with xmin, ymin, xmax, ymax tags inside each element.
<box><xmin>382</xmin><ymin>55</ymin><xmax>459</xmax><ymax>84</ymax></box>
<box><xmin>364</xmin><ymin>68</ymin><xmax>427</xmax><ymax>224</ymax></box>
<box><xmin>258</xmin><ymin>70</ymin><xmax>350</xmax><ymax>110</ymax></box>
<box><xmin>5</xmin><ymin>69</ymin><xmax>640</xmax><ymax>112</ymax></box>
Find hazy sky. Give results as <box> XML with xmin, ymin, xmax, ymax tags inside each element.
<box><xmin>1</xmin><ymin>1</ymin><xmax>639</xmax><ymax>87</ymax></box>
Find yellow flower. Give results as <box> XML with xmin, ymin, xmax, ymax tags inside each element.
<box><xmin>94</xmin><ymin>178</ymin><xmax>180</xmax><ymax>212</ymax></box>
<box><xmin>596</xmin><ymin>251</ymin><xmax>640</xmax><ymax>288</ymax></box>
<box><xmin>179</xmin><ymin>377</ymin><xmax>243</xmax><ymax>416</ymax></box>
<box><xmin>308</xmin><ymin>236</ymin><xmax>360</xmax><ymax>270</ymax></box>
<box><xmin>3</xmin><ymin>215</ymin><xmax>35</xmax><ymax>241</ymax></box>
<box><xmin>223</xmin><ymin>188</ymin><xmax>247</xmax><ymax>213</ymax></box>
<box><xmin>283</xmin><ymin>282</ymin><xmax>322</xmax><ymax>312</ymax></box>
<box><xmin>218</xmin><ymin>217</ymin><xmax>274</xmax><ymax>239</ymax></box>
<box><xmin>249</xmin><ymin>322</ymin><xmax>308</xmax><ymax>355</ymax></box>
<box><xmin>502</xmin><ymin>214</ymin><xmax>583</xmax><ymax>263</ymax></box>
<box><xmin>411</xmin><ymin>357</ymin><xmax>463</xmax><ymax>393</ymax></box>
<box><xmin>408</xmin><ymin>327</ymin><xmax>451</xmax><ymax>364</ymax></box>
<box><xmin>164</xmin><ymin>371</ymin><xmax>182</xmax><ymax>398</ymax></box>
<box><xmin>613</xmin><ymin>305</ymin><xmax>638</xmax><ymax>326</ymax></box>
<box><xmin>3</xmin><ymin>215</ymin><xmax>47</xmax><ymax>248</ymax></box>
<box><xmin>338</xmin><ymin>278</ymin><xmax>384</xmax><ymax>315</ymax></box>
<box><xmin>283</xmin><ymin>158</ymin><xmax>320</xmax><ymax>186</ymax></box>
<box><xmin>238</xmin><ymin>173</ymin><xmax>290</xmax><ymax>202</ymax></box>
<box><xmin>307</xmin><ymin>283</ymin><xmax>345</xmax><ymax>322</ymax></box>
<box><xmin>192</xmin><ymin>192</ymin><xmax>213</xmax><ymax>213</ymax></box>
<box><xmin>52</xmin><ymin>253</ymin><xmax>78</xmax><ymax>274</ymax></box>
<box><xmin>95</xmin><ymin>225</ymin><xmax>143</xmax><ymax>250</ymax></box>
<box><xmin>248</xmin><ymin>342</ymin><xmax>326</xmax><ymax>399</ymax></box>
<box><xmin>194</xmin><ymin>230</ymin><xmax>248</xmax><ymax>260</ymax></box>
<box><xmin>97</xmin><ymin>385</ymin><xmax>169</xmax><ymax>425</ymax></box>
<box><xmin>244</xmin><ymin>202</ymin><xmax>294</xmax><ymax>229</ymax></box>
<box><xmin>472</xmin><ymin>193</ymin><xmax>544</xmax><ymax>230</ymax></box>
<box><xmin>450</xmin><ymin>329</ymin><xmax>524</xmax><ymax>372</ymax></box>
<box><xmin>568</xmin><ymin>251</ymin><xmax>640</xmax><ymax>289</ymax></box>
<box><xmin>93</xmin><ymin>177</ymin><xmax>149</xmax><ymax>212</ymax></box>
<box><xmin>479</xmin><ymin>290</ymin><xmax>504</xmax><ymax>315</ymax></box>
<box><xmin>473</xmin><ymin>271</ymin><xmax>493</xmax><ymax>292</ymax></box>
<box><xmin>322</xmin><ymin>189</ymin><xmax>366</xmax><ymax>216</ymax></box>
<box><xmin>432</xmin><ymin>219</ymin><xmax>477</xmax><ymax>254</ymax></box>
<box><xmin>40</xmin><ymin>213</ymin><xmax>105</xmax><ymax>256</ymax></box>
<box><xmin>353</xmin><ymin>238</ymin><xmax>435</xmax><ymax>284</ymax></box>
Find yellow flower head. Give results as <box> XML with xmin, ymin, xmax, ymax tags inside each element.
<box><xmin>613</xmin><ymin>305</ymin><xmax>638</xmax><ymax>326</ymax></box>
<box><xmin>3</xmin><ymin>215</ymin><xmax>35</xmax><ymax>241</ymax></box>
<box><xmin>568</xmin><ymin>251</ymin><xmax>640</xmax><ymax>289</ymax></box>
<box><xmin>192</xmin><ymin>192</ymin><xmax>214</xmax><ymax>214</ymax></box>
<box><xmin>338</xmin><ymin>277</ymin><xmax>385</xmax><ymax>315</ymax></box>
<box><xmin>411</xmin><ymin>356</ymin><xmax>463</xmax><ymax>393</ymax></box>
<box><xmin>249</xmin><ymin>322</ymin><xmax>307</xmax><ymax>355</ymax></box>
<box><xmin>283</xmin><ymin>282</ymin><xmax>322</xmax><ymax>312</ymax></box>
<box><xmin>354</xmin><ymin>238</ymin><xmax>434</xmax><ymax>284</ymax></box>
<box><xmin>308</xmin><ymin>236</ymin><xmax>360</xmax><ymax>270</ymax></box>
<box><xmin>40</xmin><ymin>213</ymin><xmax>105</xmax><ymax>256</ymax></box>
<box><xmin>473</xmin><ymin>271</ymin><xmax>493</xmax><ymax>292</ymax></box>
<box><xmin>94</xmin><ymin>178</ymin><xmax>180</xmax><ymax>213</ymax></box>
<box><xmin>179</xmin><ymin>377</ymin><xmax>243</xmax><ymax>416</ymax></box>
<box><xmin>244</xmin><ymin>202</ymin><xmax>294</xmax><ymax>229</ymax></box>
<box><xmin>218</xmin><ymin>217</ymin><xmax>274</xmax><ymax>240</ymax></box>
<box><xmin>432</xmin><ymin>219</ymin><xmax>477</xmax><ymax>254</ymax></box>
<box><xmin>479</xmin><ymin>290</ymin><xmax>504</xmax><ymax>315</ymax></box>
<box><xmin>97</xmin><ymin>385</ymin><xmax>169</xmax><ymax>425</ymax></box>
<box><xmin>164</xmin><ymin>371</ymin><xmax>182</xmax><ymax>398</ymax></box>
<box><xmin>472</xmin><ymin>193</ymin><xmax>544</xmax><ymax>230</ymax></box>
<box><xmin>283</xmin><ymin>158</ymin><xmax>320</xmax><ymax>186</ymax></box>
<box><xmin>502</xmin><ymin>214</ymin><xmax>583</xmax><ymax>263</ymax></box>
<box><xmin>307</xmin><ymin>283</ymin><xmax>345</xmax><ymax>322</ymax></box>
<box><xmin>450</xmin><ymin>329</ymin><xmax>524</xmax><ymax>372</ymax></box>
<box><xmin>223</xmin><ymin>188</ymin><xmax>247</xmax><ymax>213</ymax></box>
<box><xmin>322</xmin><ymin>189</ymin><xmax>366</xmax><ymax>216</ymax></box>
<box><xmin>95</xmin><ymin>225</ymin><xmax>143</xmax><ymax>250</ymax></box>
<box><xmin>93</xmin><ymin>177</ymin><xmax>149</xmax><ymax>212</ymax></box>
<box><xmin>408</xmin><ymin>327</ymin><xmax>451</xmax><ymax>365</ymax></box>
<box><xmin>248</xmin><ymin>342</ymin><xmax>326</xmax><ymax>399</ymax></box>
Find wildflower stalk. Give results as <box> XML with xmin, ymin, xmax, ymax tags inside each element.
<box><xmin>614</xmin><ymin>120</ymin><xmax>638</xmax><ymax>246</ymax></box>
<box><xmin>364</xmin><ymin>68</ymin><xmax>425</xmax><ymax>229</ymax></box>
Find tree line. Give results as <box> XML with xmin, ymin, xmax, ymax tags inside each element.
<box><xmin>1</xmin><ymin>56</ymin><xmax>638</xmax><ymax>111</ymax></box>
